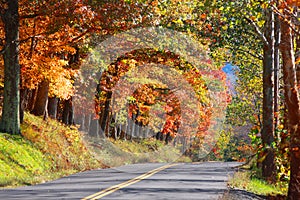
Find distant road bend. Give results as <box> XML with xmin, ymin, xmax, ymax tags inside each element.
<box><xmin>0</xmin><ymin>162</ymin><xmax>241</xmax><ymax>200</ymax></box>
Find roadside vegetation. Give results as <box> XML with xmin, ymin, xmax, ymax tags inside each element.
<box><xmin>0</xmin><ymin>112</ymin><xmax>191</xmax><ymax>187</ymax></box>
<box><xmin>228</xmin><ymin>170</ymin><xmax>288</xmax><ymax>199</ymax></box>
<box><xmin>2</xmin><ymin>0</ymin><xmax>300</xmax><ymax>199</ymax></box>
<box><xmin>89</xmin><ymin>137</ymin><xmax>191</xmax><ymax>168</ymax></box>
<box><xmin>0</xmin><ymin>113</ymin><xmax>101</xmax><ymax>187</ymax></box>
<box><xmin>0</xmin><ymin>133</ymin><xmax>52</xmax><ymax>187</ymax></box>
<box><xmin>0</xmin><ymin>112</ymin><xmax>289</xmax><ymax>199</ymax></box>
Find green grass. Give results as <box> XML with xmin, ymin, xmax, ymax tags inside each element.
<box><xmin>0</xmin><ymin>133</ymin><xmax>53</xmax><ymax>186</ymax></box>
<box><xmin>21</xmin><ymin>113</ymin><xmax>102</xmax><ymax>171</ymax></box>
<box><xmin>0</xmin><ymin>113</ymin><xmax>103</xmax><ymax>188</ymax></box>
<box><xmin>0</xmin><ymin>112</ymin><xmax>190</xmax><ymax>187</ymax></box>
<box><xmin>229</xmin><ymin>171</ymin><xmax>288</xmax><ymax>196</ymax></box>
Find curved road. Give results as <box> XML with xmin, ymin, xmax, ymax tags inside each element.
<box><xmin>0</xmin><ymin>162</ymin><xmax>240</xmax><ymax>200</ymax></box>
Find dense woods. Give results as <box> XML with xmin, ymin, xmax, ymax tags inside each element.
<box><xmin>1</xmin><ymin>0</ymin><xmax>300</xmax><ymax>198</ymax></box>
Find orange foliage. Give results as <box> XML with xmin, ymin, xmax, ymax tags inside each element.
<box><xmin>95</xmin><ymin>49</ymin><xmax>229</xmax><ymax>142</ymax></box>
<box><xmin>286</xmin><ymin>0</ymin><xmax>300</xmax><ymax>6</ymax></box>
<box><xmin>17</xmin><ymin>0</ymin><xmax>96</xmax><ymax>98</ymax></box>
<box><xmin>0</xmin><ymin>0</ymin><xmax>97</xmax><ymax>98</ymax></box>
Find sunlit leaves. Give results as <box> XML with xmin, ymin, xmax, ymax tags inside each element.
<box><xmin>94</xmin><ymin>48</ymin><xmax>228</xmax><ymax>141</ymax></box>
<box><xmin>0</xmin><ymin>0</ymin><xmax>96</xmax><ymax>99</ymax></box>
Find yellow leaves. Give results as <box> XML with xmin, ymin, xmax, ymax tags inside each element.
<box><xmin>17</xmin><ymin>0</ymin><xmax>87</xmax><ymax>100</ymax></box>
<box><xmin>48</xmin><ymin>59</ymin><xmax>77</xmax><ymax>99</ymax></box>
<box><xmin>221</xmin><ymin>25</ymin><xmax>228</xmax><ymax>31</ymax></box>
<box><xmin>172</xmin><ymin>18</ymin><xmax>184</xmax><ymax>25</ymax></box>
<box><xmin>278</xmin><ymin>124</ymin><xmax>284</xmax><ymax>130</ymax></box>
<box><xmin>261</xmin><ymin>2</ymin><xmax>268</xmax><ymax>9</ymax></box>
<box><xmin>20</xmin><ymin>52</ymin><xmax>76</xmax><ymax>99</ymax></box>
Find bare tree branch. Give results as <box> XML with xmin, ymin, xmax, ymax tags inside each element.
<box><xmin>244</xmin><ymin>16</ymin><xmax>269</xmax><ymax>46</ymax></box>
<box><xmin>229</xmin><ymin>46</ymin><xmax>264</xmax><ymax>60</ymax></box>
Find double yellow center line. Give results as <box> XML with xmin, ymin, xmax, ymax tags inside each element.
<box><xmin>82</xmin><ymin>163</ymin><xmax>179</xmax><ymax>200</ymax></box>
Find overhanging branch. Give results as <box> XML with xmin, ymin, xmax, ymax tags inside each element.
<box><xmin>244</xmin><ymin>16</ymin><xmax>269</xmax><ymax>46</ymax></box>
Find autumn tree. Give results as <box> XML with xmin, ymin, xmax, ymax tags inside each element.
<box><xmin>279</xmin><ymin>0</ymin><xmax>300</xmax><ymax>198</ymax></box>
<box><xmin>200</xmin><ymin>0</ymin><xmax>277</xmax><ymax>180</ymax></box>
<box><xmin>0</xmin><ymin>0</ymin><xmax>21</xmax><ymax>134</ymax></box>
<box><xmin>94</xmin><ymin>49</ymin><xmax>212</xmax><ymax>144</ymax></box>
<box><xmin>10</xmin><ymin>0</ymin><xmax>96</xmax><ymax>121</ymax></box>
<box><xmin>11</xmin><ymin>0</ymin><xmax>156</xmax><ymax>123</ymax></box>
<box><xmin>261</xmin><ymin>4</ymin><xmax>276</xmax><ymax>183</ymax></box>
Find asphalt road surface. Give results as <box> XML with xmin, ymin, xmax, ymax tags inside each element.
<box><xmin>0</xmin><ymin>162</ymin><xmax>241</xmax><ymax>200</ymax></box>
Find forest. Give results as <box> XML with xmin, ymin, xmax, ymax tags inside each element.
<box><xmin>1</xmin><ymin>0</ymin><xmax>300</xmax><ymax>199</ymax></box>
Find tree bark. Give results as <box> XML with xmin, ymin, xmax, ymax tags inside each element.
<box><xmin>89</xmin><ymin>114</ymin><xmax>99</xmax><ymax>137</ymax></box>
<box><xmin>19</xmin><ymin>88</ymin><xmax>29</xmax><ymax>124</ymax></box>
<box><xmin>274</xmin><ymin>4</ymin><xmax>280</xmax><ymax>131</ymax></box>
<box><xmin>84</xmin><ymin>114</ymin><xmax>91</xmax><ymax>132</ymax></box>
<box><xmin>0</xmin><ymin>0</ymin><xmax>21</xmax><ymax>134</ymax></box>
<box><xmin>280</xmin><ymin>13</ymin><xmax>300</xmax><ymax>200</ymax></box>
<box><xmin>296</xmin><ymin>31</ymin><xmax>300</xmax><ymax>85</ymax></box>
<box><xmin>27</xmin><ymin>89</ymin><xmax>37</xmax><ymax>111</ymax></box>
<box><xmin>62</xmin><ymin>98</ymin><xmax>74</xmax><ymax>125</ymax></box>
<box><xmin>48</xmin><ymin>97</ymin><xmax>58</xmax><ymax>119</ymax></box>
<box><xmin>99</xmin><ymin>91</ymin><xmax>112</xmax><ymax>135</ymax></box>
<box><xmin>31</xmin><ymin>80</ymin><xmax>49</xmax><ymax>118</ymax></box>
<box><xmin>261</xmin><ymin>7</ymin><xmax>276</xmax><ymax>183</ymax></box>
<box><xmin>19</xmin><ymin>88</ymin><xmax>35</xmax><ymax>123</ymax></box>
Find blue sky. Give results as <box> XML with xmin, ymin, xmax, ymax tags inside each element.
<box><xmin>222</xmin><ymin>62</ymin><xmax>237</xmax><ymax>94</ymax></box>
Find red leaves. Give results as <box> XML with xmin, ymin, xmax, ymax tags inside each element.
<box><xmin>11</xmin><ymin>0</ymin><xmax>97</xmax><ymax>99</ymax></box>
<box><xmin>200</xmin><ymin>13</ymin><xmax>207</xmax><ymax>20</ymax></box>
<box><xmin>95</xmin><ymin>48</ymin><xmax>227</xmax><ymax>141</ymax></box>
<box><xmin>206</xmin><ymin>24</ymin><xmax>213</xmax><ymax>31</ymax></box>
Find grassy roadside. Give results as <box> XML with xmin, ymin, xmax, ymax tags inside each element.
<box><xmin>0</xmin><ymin>113</ymin><xmax>102</xmax><ymax>187</ymax></box>
<box><xmin>228</xmin><ymin>170</ymin><xmax>288</xmax><ymax>197</ymax></box>
<box><xmin>1</xmin><ymin>112</ymin><xmax>190</xmax><ymax>188</ymax></box>
<box><xmin>88</xmin><ymin>137</ymin><xmax>191</xmax><ymax>167</ymax></box>
<box><xmin>0</xmin><ymin>133</ymin><xmax>53</xmax><ymax>186</ymax></box>
<box><xmin>2</xmin><ymin>113</ymin><xmax>286</xmax><ymax>198</ymax></box>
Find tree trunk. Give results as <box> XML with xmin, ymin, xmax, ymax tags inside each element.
<box><xmin>31</xmin><ymin>80</ymin><xmax>49</xmax><ymax>118</ymax></box>
<box><xmin>280</xmin><ymin>14</ymin><xmax>300</xmax><ymax>200</ymax></box>
<box><xmin>27</xmin><ymin>89</ymin><xmax>37</xmax><ymax>111</ymax></box>
<box><xmin>296</xmin><ymin>30</ymin><xmax>300</xmax><ymax>85</ymax></box>
<box><xmin>261</xmin><ymin>7</ymin><xmax>276</xmax><ymax>183</ymax></box>
<box><xmin>77</xmin><ymin>114</ymin><xmax>85</xmax><ymax>131</ymax></box>
<box><xmin>19</xmin><ymin>88</ymin><xmax>35</xmax><ymax>123</ymax></box>
<box><xmin>84</xmin><ymin>114</ymin><xmax>91</xmax><ymax>133</ymax></box>
<box><xmin>48</xmin><ymin>97</ymin><xmax>58</xmax><ymax>119</ymax></box>
<box><xmin>19</xmin><ymin>88</ymin><xmax>29</xmax><ymax>124</ymax></box>
<box><xmin>274</xmin><ymin>4</ymin><xmax>280</xmax><ymax>131</ymax></box>
<box><xmin>77</xmin><ymin>113</ymin><xmax>91</xmax><ymax>132</ymax></box>
<box><xmin>89</xmin><ymin>115</ymin><xmax>99</xmax><ymax>137</ymax></box>
<box><xmin>120</xmin><ymin>123</ymin><xmax>126</xmax><ymax>140</ymax></box>
<box><xmin>62</xmin><ymin>98</ymin><xmax>74</xmax><ymax>125</ymax></box>
<box><xmin>0</xmin><ymin>0</ymin><xmax>21</xmax><ymax>134</ymax></box>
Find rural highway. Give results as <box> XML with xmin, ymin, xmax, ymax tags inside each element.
<box><xmin>0</xmin><ymin>162</ymin><xmax>241</xmax><ymax>200</ymax></box>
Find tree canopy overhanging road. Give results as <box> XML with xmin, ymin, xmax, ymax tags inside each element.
<box><xmin>2</xmin><ymin>1</ymin><xmax>300</xmax><ymax>199</ymax></box>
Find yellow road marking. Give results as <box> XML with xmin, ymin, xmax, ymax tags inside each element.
<box><xmin>82</xmin><ymin>163</ymin><xmax>179</xmax><ymax>200</ymax></box>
